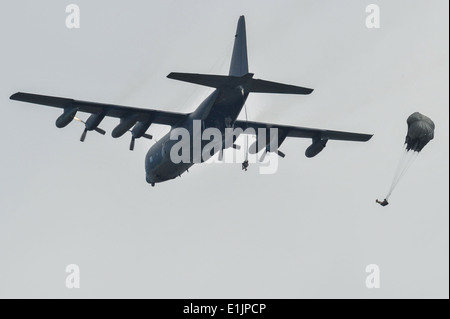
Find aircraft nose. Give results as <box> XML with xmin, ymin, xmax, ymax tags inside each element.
<box><xmin>145</xmin><ymin>174</ymin><xmax>158</xmax><ymax>187</ymax></box>
<box><xmin>146</xmin><ymin>170</ymin><xmax>162</xmax><ymax>184</ymax></box>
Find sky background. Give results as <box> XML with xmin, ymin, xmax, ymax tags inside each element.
<box><xmin>0</xmin><ymin>0</ymin><xmax>448</xmax><ymax>298</ymax></box>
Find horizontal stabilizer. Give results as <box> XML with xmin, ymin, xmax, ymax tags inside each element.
<box><xmin>249</xmin><ymin>79</ymin><xmax>313</xmax><ymax>95</ymax></box>
<box><xmin>168</xmin><ymin>72</ymin><xmax>313</xmax><ymax>95</ymax></box>
<box><xmin>167</xmin><ymin>72</ymin><xmax>237</xmax><ymax>89</ymax></box>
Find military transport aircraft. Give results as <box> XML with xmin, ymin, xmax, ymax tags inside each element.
<box><xmin>10</xmin><ymin>16</ymin><xmax>372</xmax><ymax>186</ymax></box>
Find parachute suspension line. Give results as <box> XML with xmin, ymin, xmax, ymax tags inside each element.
<box><xmin>386</xmin><ymin>151</ymin><xmax>411</xmax><ymax>199</ymax></box>
<box><xmin>386</xmin><ymin>144</ymin><xmax>408</xmax><ymax>196</ymax></box>
<box><xmin>386</xmin><ymin>146</ymin><xmax>411</xmax><ymax>200</ymax></box>
<box><xmin>241</xmin><ymin>86</ymin><xmax>249</xmax><ymax>171</ymax></box>
<box><xmin>243</xmin><ymin>100</ymin><xmax>249</xmax><ymax>162</ymax></box>
<box><xmin>390</xmin><ymin>145</ymin><xmax>409</xmax><ymax>188</ymax></box>
<box><xmin>386</xmin><ymin>142</ymin><xmax>420</xmax><ymax>200</ymax></box>
<box><xmin>387</xmin><ymin>152</ymin><xmax>418</xmax><ymax>200</ymax></box>
<box><xmin>391</xmin><ymin>151</ymin><xmax>419</xmax><ymax>193</ymax></box>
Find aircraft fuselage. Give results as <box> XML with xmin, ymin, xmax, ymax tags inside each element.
<box><xmin>145</xmin><ymin>87</ymin><xmax>249</xmax><ymax>185</ymax></box>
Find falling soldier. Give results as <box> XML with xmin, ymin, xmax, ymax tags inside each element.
<box><xmin>376</xmin><ymin>199</ymin><xmax>389</xmax><ymax>207</ymax></box>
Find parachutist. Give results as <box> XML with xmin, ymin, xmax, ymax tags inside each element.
<box><xmin>242</xmin><ymin>160</ymin><xmax>249</xmax><ymax>171</ymax></box>
<box><xmin>380</xmin><ymin>112</ymin><xmax>435</xmax><ymax>203</ymax></box>
<box><xmin>376</xmin><ymin>199</ymin><xmax>389</xmax><ymax>207</ymax></box>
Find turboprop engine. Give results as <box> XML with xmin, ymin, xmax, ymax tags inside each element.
<box><xmin>305</xmin><ymin>138</ymin><xmax>328</xmax><ymax>158</ymax></box>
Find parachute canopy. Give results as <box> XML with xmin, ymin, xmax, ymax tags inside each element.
<box><xmin>405</xmin><ymin>112</ymin><xmax>435</xmax><ymax>152</ymax></box>
<box><xmin>379</xmin><ymin>112</ymin><xmax>435</xmax><ymax>204</ymax></box>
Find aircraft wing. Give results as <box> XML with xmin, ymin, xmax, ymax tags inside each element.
<box><xmin>10</xmin><ymin>92</ymin><xmax>188</xmax><ymax>126</ymax></box>
<box><xmin>234</xmin><ymin>120</ymin><xmax>373</xmax><ymax>142</ymax></box>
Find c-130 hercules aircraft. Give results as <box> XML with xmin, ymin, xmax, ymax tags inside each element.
<box><xmin>10</xmin><ymin>16</ymin><xmax>372</xmax><ymax>186</ymax></box>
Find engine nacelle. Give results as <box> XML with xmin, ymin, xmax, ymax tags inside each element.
<box><xmin>55</xmin><ymin>107</ymin><xmax>78</xmax><ymax>128</ymax></box>
<box><xmin>86</xmin><ymin>112</ymin><xmax>106</xmax><ymax>131</ymax></box>
<box><xmin>112</xmin><ymin>114</ymin><xmax>139</xmax><ymax>138</ymax></box>
<box><xmin>305</xmin><ymin>138</ymin><xmax>328</xmax><ymax>158</ymax></box>
<box><xmin>132</xmin><ymin>120</ymin><xmax>152</xmax><ymax>138</ymax></box>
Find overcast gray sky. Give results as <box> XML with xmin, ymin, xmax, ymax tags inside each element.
<box><xmin>0</xmin><ymin>0</ymin><xmax>448</xmax><ymax>298</ymax></box>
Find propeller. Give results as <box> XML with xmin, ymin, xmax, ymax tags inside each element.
<box><xmin>129</xmin><ymin>132</ymin><xmax>152</xmax><ymax>151</ymax></box>
<box><xmin>259</xmin><ymin>150</ymin><xmax>268</xmax><ymax>162</ymax></box>
<box><xmin>80</xmin><ymin>128</ymin><xmax>88</xmax><ymax>142</ymax></box>
<box><xmin>130</xmin><ymin>136</ymin><xmax>135</xmax><ymax>151</ymax></box>
<box><xmin>277</xmin><ymin>150</ymin><xmax>286</xmax><ymax>158</ymax></box>
<box><xmin>259</xmin><ymin>149</ymin><xmax>285</xmax><ymax>162</ymax></box>
<box><xmin>74</xmin><ymin>117</ymin><xmax>106</xmax><ymax>142</ymax></box>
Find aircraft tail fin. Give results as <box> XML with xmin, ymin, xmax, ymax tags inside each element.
<box><xmin>229</xmin><ymin>15</ymin><xmax>248</xmax><ymax>77</ymax></box>
<box><xmin>167</xmin><ymin>15</ymin><xmax>313</xmax><ymax>95</ymax></box>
